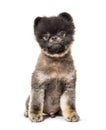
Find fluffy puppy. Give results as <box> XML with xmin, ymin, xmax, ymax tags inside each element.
<box><xmin>24</xmin><ymin>12</ymin><xmax>80</xmax><ymax>122</ymax></box>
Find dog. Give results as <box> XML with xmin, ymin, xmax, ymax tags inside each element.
<box><xmin>24</xmin><ymin>12</ymin><xmax>80</xmax><ymax>122</ymax></box>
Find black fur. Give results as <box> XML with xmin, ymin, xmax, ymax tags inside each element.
<box><xmin>34</xmin><ymin>12</ymin><xmax>75</xmax><ymax>54</ymax></box>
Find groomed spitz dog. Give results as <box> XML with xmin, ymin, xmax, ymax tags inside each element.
<box><xmin>24</xmin><ymin>12</ymin><xmax>80</xmax><ymax>122</ymax></box>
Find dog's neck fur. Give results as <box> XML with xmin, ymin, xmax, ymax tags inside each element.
<box><xmin>41</xmin><ymin>47</ymin><xmax>71</xmax><ymax>59</ymax></box>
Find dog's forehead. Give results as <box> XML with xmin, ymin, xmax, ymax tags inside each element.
<box><xmin>38</xmin><ymin>17</ymin><xmax>66</xmax><ymax>34</ymax></box>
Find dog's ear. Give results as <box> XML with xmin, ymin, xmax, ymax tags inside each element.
<box><xmin>59</xmin><ymin>12</ymin><xmax>73</xmax><ymax>22</ymax></box>
<box><xmin>34</xmin><ymin>17</ymin><xmax>42</xmax><ymax>27</ymax></box>
<box><xmin>59</xmin><ymin>12</ymin><xmax>75</xmax><ymax>34</ymax></box>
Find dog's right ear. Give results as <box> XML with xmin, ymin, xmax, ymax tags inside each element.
<box><xmin>34</xmin><ymin>17</ymin><xmax>42</xmax><ymax>27</ymax></box>
<box><xmin>59</xmin><ymin>12</ymin><xmax>73</xmax><ymax>22</ymax></box>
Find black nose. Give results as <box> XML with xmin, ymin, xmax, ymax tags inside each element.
<box><xmin>51</xmin><ymin>36</ymin><xmax>58</xmax><ymax>41</ymax></box>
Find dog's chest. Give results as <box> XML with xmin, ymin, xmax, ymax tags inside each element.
<box><xmin>39</xmin><ymin>62</ymin><xmax>67</xmax><ymax>79</ymax></box>
<box><xmin>46</xmin><ymin>62</ymin><xmax>66</xmax><ymax>78</ymax></box>
<box><xmin>37</xmin><ymin>61</ymin><xmax>75</xmax><ymax>84</ymax></box>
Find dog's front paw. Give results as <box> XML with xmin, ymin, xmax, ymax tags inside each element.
<box><xmin>64</xmin><ymin>111</ymin><xmax>80</xmax><ymax>122</ymax></box>
<box><xmin>24</xmin><ymin>109</ymin><xmax>28</xmax><ymax>117</ymax></box>
<box><xmin>28</xmin><ymin>112</ymin><xmax>43</xmax><ymax>122</ymax></box>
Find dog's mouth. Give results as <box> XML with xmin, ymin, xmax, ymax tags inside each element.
<box><xmin>47</xmin><ymin>44</ymin><xmax>65</xmax><ymax>54</ymax></box>
<box><xmin>47</xmin><ymin>42</ymin><xmax>65</xmax><ymax>54</ymax></box>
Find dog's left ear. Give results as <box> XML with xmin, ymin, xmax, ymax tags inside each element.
<box><xmin>34</xmin><ymin>17</ymin><xmax>42</xmax><ymax>28</ymax></box>
<box><xmin>59</xmin><ymin>12</ymin><xmax>73</xmax><ymax>22</ymax></box>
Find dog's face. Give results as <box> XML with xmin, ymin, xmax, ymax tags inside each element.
<box><xmin>34</xmin><ymin>12</ymin><xmax>75</xmax><ymax>56</ymax></box>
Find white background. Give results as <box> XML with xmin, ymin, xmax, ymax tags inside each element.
<box><xmin>0</xmin><ymin>0</ymin><xmax>106</xmax><ymax>129</ymax></box>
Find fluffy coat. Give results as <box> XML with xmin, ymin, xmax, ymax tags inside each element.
<box><xmin>24</xmin><ymin>12</ymin><xmax>80</xmax><ymax>122</ymax></box>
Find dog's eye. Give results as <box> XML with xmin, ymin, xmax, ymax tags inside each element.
<box><xmin>42</xmin><ymin>32</ymin><xmax>50</xmax><ymax>41</ymax></box>
<box><xmin>58</xmin><ymin>31</ymin><xmax>66</xmax><ymax>37</ymax></box>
